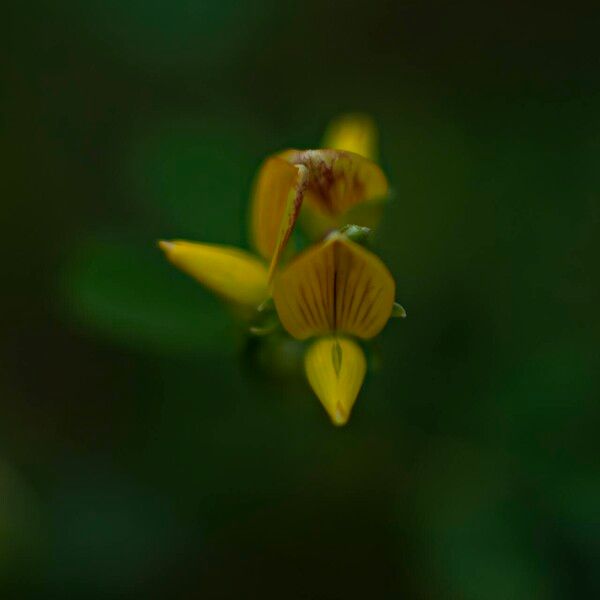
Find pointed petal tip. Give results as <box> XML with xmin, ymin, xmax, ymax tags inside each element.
<box><xmin>331</xmin><ymin>406</ymin><xmax>349</xmax><ymax>426</ymax></box>
<box><xmin>158</xmin><ymin>240</ymin><xmax>175</xmax><ymax>253</ymax></box>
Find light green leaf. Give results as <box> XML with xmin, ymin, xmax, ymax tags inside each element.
<box><xmin>59</xmin><ymin>237</ymin><xmax>235</xmax><ymax>356</ymax></box>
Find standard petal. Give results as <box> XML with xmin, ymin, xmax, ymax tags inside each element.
<box><xmin>159</xmin><ymin>240</ymin><xmax>268</xmax><ymax>308</ymax></box>
<box><xmin>322</xmin><ymin>113</ymin><xmax>378</xmax><ymax>161</ymax></box>
<box><xmin>250</xmin><ymin>156</ymin><xmax>303</xmax><ymax>260</ymax></box>
<box><xmin>293</xmin><ymin>149</ymin><xmax>388</xmax><ymax>218</ymax></box>
<box><xmin>272</xmin><ymin>235</ymin><xmax>395</xmax><ymax>340</ymax></box>
<box><xmin>304</xmin><ymin>336</ymin><xmax>366</xmax><ymax>426</ymax></box>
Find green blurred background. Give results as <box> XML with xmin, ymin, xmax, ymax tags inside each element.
<box><xmin>3</xmin><ymin>2</ymin><xmax>599</xmax><ymax>598</ymax></box>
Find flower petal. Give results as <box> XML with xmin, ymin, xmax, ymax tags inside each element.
<box><xmin>322</xmin><ymin>113</ymin><xmax>378</xmax><ymax>161</ymax></box>
<box><xmin>265</xmin><ymin>164</ymin><xmax>309</xmax><ymax>282</ymax></box>
<box><xmin>250</xmin><ymin>156</ymin><xmax>303</xmax><ymax>260</ymax></box>
<box><xmin>159</xmin><ymin>240</ymin><xmax>268</xmax><ymax>308</ymax></box>
<box><xmin>272</xmin><ymin>235</ymin><xmax>395</xmax><ymax>340</ymax></box>
<box><xmin>292</xmin><ymin>149</ymin><xmax>388</xmax><ymax>218</ymax></box>
<box><xmin>304</xmin><ymin>336</ymin><xmax>366</xmax><ymax>426</ymax></box>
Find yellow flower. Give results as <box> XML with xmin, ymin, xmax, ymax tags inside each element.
<box><xmin>159</xmin><ymin>115</ymin><xmax>404</xmax><ymax>428</ymax></box>
<box><xmin>272</xmin><ymin>233</ymin><xmax>396</xmax><ymax>425</ymax></box>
